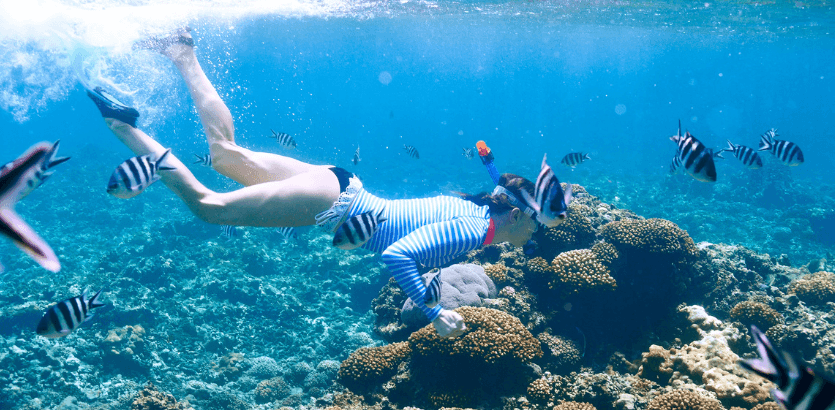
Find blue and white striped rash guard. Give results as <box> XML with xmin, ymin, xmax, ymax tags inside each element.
<box><xmin>345</xmin><ymin>189</ymin><xmax>492</xmax><ymax>322</ymax></box>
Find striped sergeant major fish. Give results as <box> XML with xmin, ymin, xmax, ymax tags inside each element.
<box><xmin>0</xmin><ymin>142</ymin><xmax>61</xmax><ymax>272</ymax></box>
<box><xmin>669</xmin><ymin>148</ymin><xmax>723</xmax><ymax>175</ymax></box>
<box><xmin>0</xmin><ymin>140</ymin><xmax>70</xmax><ymax>200</ymax></box>
<box><xmin>423</xmin><ymin>271</ymin><xmax>442</xmax><ymax>308</ymax></box>
<box><xmin>107</xmin><ymin>149</ymin><xmax>176</xmax><ymax>199</ymax></box>
<box><xmin>193</xmin><ymin>153</ymin><xmax>212</xmax><ymax>167</ymax></box>
<box><xmin>333</xmin><ymin>208</ymin><xmax>387</xmax><ymax>250</ymax></box>
<box><xmin>276</xmin><ymin>226</ymin><xmax>297</xmax><ymax>241</ymax></box>
<box><xmin>270</xmin><ymin>129</ymin><xmax>297</xmax><ymax>149</ymax></box>
<box><xmin>759</xmin><ymin>129</ymin><xmax>804</xmax><ymax>166</ymax></box>
<box><xmin>725</xmin><ymin>140</ymin><xmax>763</xmax><ymax>169</ymax></box>
<box><xmin>740</xmin><ymin>325</ymin><xmax>835</xmax><ymax>410</ymax></box>
<box><xmin>352</xmin><ymin>146</ymin><xmax>361</xmax><ymax>165</ymax></box>
<box><xmin>36</xmin><ymin>289</ymin><xmax>105</xmax><ymax>338</ymax></box>
<box><xmin>670</xmin><ymin>120</ymin><xmax>717</xmax><ymax>183</ymax></box>
<box><xmin>462</xmin><ymin>147</ymin><xmax>474</xmax><ymax>160</ymax></box>
<box><xmin>560</xmin><ymin>152</ymin><xmax>590</xmax><ymax>167</ymax></box>
<box><xmin>403</xmin><ymin>144</ymin><xmax>419</xmax><ymax>159</ymax></box>
<box><xmin>520</xmin><ymin>154</ymin><xmax>573</xmax><ymax>228</ymax></box>
<box><xmin>220</xmin><ymin>225</ymin><xmax>238</xmax><ymax>238</ymax></box>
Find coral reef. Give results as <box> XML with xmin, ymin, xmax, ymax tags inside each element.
<box><xmin>788</xmin><ymin>271</ymin><xmax>835</xmax><ymax>306</ymax></box>
<box><xmin>646</xmin><ymin>390</ymin><xmax>724</xmax><ymax>410</ymax></box>
<box><xmin>253</xmin><ymin>376</ymin><xmax>291</xmax><ymax>403</ymax></box>
<box><xmin>338</xmin><ymin>341</ymin><xmax>411</xmax><ymax>392</ymax></box>
<box><xmin>131</xmin><ymin>383</ymin><xmax>191</xmax><ymax>410</ymax></box>
<box><xmin>554</xmin><ymin>402</ymin><xmax>597</xmax><ymax>410</ymax></box>
<box><xmin>549</xmin><ymin>249</ymin><xmax>617</xmax><ymax>295</ymax></box>
<box><xmin>537</xmin><ymin>332</ymin><xmax>582</xmax><ymax>372</ymax></box>
<box><xmin>599</xmin><ymin>218</ymin><xmax>699</xmax><ymax>264</ymax></box>
<box><xmin>729</xmin><ymin>301</ymin><xmax>784</xmax><ymax>331</ymax></box>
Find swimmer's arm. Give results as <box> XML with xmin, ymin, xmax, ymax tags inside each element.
<box><xmin>380</xmin><ymin>217</ymin><xmax>488</xmax><ymax>322</ymax></box>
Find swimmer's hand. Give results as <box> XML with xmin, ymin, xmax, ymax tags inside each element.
<box><xmin>432</xmin><ymin>310</ymin><xmax>466</xmax><ymax>338</ymax></box>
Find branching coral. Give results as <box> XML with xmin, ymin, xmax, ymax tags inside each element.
<box><xmin>729</xmin><ymin>301</ymin><xmax>783</xmax><ymax>331</ymax></box>
<box><xmin>788</xmin><ymin>271</ymin><xmax>835</xmax><ymax>306</ymax></box>
<box><xmin>647</xmin><ymin>390</ymin><xmax>725</xmax><ymax>410</ymax></box>
<box><xmin>550</xmin><ymin>249</ymin><xmax>617</xmax><ymax>294</ymax></box>
<box><xmin>599</xmin><ymin>218</ymin><xmax>699</xmax><ymax>263</ymax></box>
<box><xmin>337</xmin><ymin>341</ymin><xmax>411</xmax><ymax>393</ymax></box>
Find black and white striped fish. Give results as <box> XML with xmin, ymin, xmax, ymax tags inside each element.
<box><xmin>0</xmin><ymin>142</ymin><xmax>61</xmax><ymax>273</ymax></box>
<box><xmin>270</xmin><ymin>129</ymin><xmax>297</xmax><ymax>149</ymax></box>
<box><xmin>333</xmin><ymin>209</ymin><xmax>387</xmax><ymax>250</ymax></box>
<box><xmin>403</xmin><ymin>145</ymin><xmax>419</xmax><ymax>159</ymax></box>
<box><xmin>423</xmin><ymin>271</ymin><xmax>442</xmax><ymax>308</ymax></box>
<box><xmin>740</xmin><ymin>325</ymin><xmax>835</xmax><ymax>410</ymax></box>
<box><xmin>36</xmin><ymin>289</ymin><xmax>105</xmax><ymax>338</ymax></box>
<box><xmin>220</xmin><ymin>225</ymin><xmax>238</xmax><ymax>238</ymax></box>
<box><xmin>520</xmin><ymin>154</ymin><xmax>573</xmax><ymax>228</ymax></box>
<box><xmin>560</xmin><ymin>152</ymin><xmax>590</xmax><ymax>167</ymax></box>
<box><xmin>669</xmin><ymin>120</ymin><xmax>717</xmax><ymax>183</ymax></box>
<box><xmin>107</xmin><ymin>149</ymin><xmax>176</xmax><ymax>199</ymax></box>
<box><xmin>193</xmin><ymin>153</ymin><xmax>212</xmax><ymax>167</ymax></box>
<box><xmin>462</xmin><ymin>147</ymin><xmax>474</xmax><ymax>160</ymax></box>
<box><xmin>725</xmin><ymin>140</ymin><xmax>763</xmax><ymax>169</ymax></box>
<box><xmin>759</xmin><ymin>129</ymin><xmax>804</xmax><ymax>166</ymax></box>
<box><xmin>0</xmin><ymin>140</ymin><xmax>70</xmax><ymax>200</ymax></box>
<box><xmin>276</xmin><ymin>226</ymin><xmax>297</xmax><ymax>241</ymax></box>
<box><xmin>352</xmin><ymin>146</ymin><xmax>361</xmax><ymax>165</ymax></box>
<box><xmin>669</xmin><ymin>148</ymin><xmax>723</xmax><ymax>175</ymax></box>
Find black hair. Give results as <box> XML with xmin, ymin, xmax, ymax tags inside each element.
<box><xmin>459</xmin><ymin>173</ymin><xmax>536</xmax><ymax>216</ymax></box>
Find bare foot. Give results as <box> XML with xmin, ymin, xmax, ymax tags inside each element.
<box><xmin>133</xmin><ymin>27</ymin><xmax>194</xmax><ymax>62</ymax></box>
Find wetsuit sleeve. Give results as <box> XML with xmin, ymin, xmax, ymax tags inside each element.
<box><xmin>380</xmin><ymin>216</ymin><xmax>489</xmax><ymax>322</ymax></box>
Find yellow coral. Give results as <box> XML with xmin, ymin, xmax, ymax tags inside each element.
<box><xmin>550</xmin><ymin>249</ymin><xmax>617</xmax><ymax>294</ymax></box>
<box><xmin>337</xmin><ymin>341</ymin><xmax>411</xmax><ymax>392</ymax></box>
<box><xmin>729</xmin><ymin>301</ymin><xmax>784</xmax><ymax>331</ymax></box>
<box><xmin>591</xmin><ymin>241</ymin><xmax>619</xmax><ymax>266</ymax></box>
<box><xmin>527</xmin><ymin>377</ymin><xmax>553</xmax><ymax>403</ymax></box>
<box><xmin>599</xmin><ymin>218</ymin><xmax>699</xmax><ymax>262</ymax></box>
<box><xmin>483</xmin><ymin>262</ymin><xmax>509</xmax><ymax>286</ymax></box>
<box><xmin>554</xmin><ymin>402</ymin><xmax>597</xmax><ymax>410</ymax></box>
<box><xmin>409</xmin><ymin>307</ymin><xmax>542</xmax><ymax>364</ymax></box>
<box><xmin>647</xmin><ymin>390</ymin><xmax>724</xmax><ymax>410</ymax></box>
<box><xmin>788</xmin><ymin>271</ymin><xmax>835</xmax><ymax>306</ymax></box>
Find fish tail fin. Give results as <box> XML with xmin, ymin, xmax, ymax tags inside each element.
<box><xmin>726</xmin><ymin>140</ymin><xmax>736</xmax><ymax>152</ymax></box>
<box><xmin>376</xmin><ymin>208</ymin><xmax>387</xmax><ymax>223</ymax></box>
<box><xmin>155</xmin><ymin>148</ymin><xmax>176</xmax><ymax>171</ymax></box>
<box><xmin>563</xmin><ymin>182</ymin><xmax>573</xmax><ymax>206</ymax></box>
<box><xmin>270</xmin><ymin>129</ymin><xmax>277</xmax><ymax>138</ymax></box>
<box><xmin>47</xmin><ymin>140</ymin><xmax>71</xmax><ymax>168</ymax></box>
<box><xmin>584</xmin><ymin>153</ymin><xmax>591</xmax><ymax>160</ymax></box>
<box><xmin>88</xmin><ymin>288</ymin><xmax>106</xmax><ymax>309</ymax></box>
<box><xmin>759</xmin><ymin>133</ymin><xmax>773</xmax><ymax>151</ymax></box>
<box><xmin>739</xmin><ymin>326</ymin><xmax>796</xmax><ymax>388</ymax></box>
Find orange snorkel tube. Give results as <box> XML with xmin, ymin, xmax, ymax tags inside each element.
<box><xmin>477</xmin><ymin>140</ymin><xmax>501</xmax><ymax>185</ymax></box>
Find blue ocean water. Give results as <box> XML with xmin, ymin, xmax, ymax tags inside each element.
<box><xmin>2</xmin><ymin>1</ymin><xmax>835</xmax><ymax>408</ymax></box>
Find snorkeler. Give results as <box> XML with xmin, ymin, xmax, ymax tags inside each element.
<box><xmin>85</xmin><ymin>27</ymin><xmax>561</xmax><ymax>338</ymax></box>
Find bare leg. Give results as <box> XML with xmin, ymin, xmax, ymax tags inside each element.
<box><xmin>159</xmin><ymin>32</ymin><xmax>319</xmax><ymax>186</ymax></box>
<box><xmin>106</xmin><ymin>119</ymin><xmax>340</xmax><ymax>227</ymax></box>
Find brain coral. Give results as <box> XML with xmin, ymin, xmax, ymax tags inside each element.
<box><xmin>729</xmin><ymin>301</ymin><xmax>783</xmax><ymax>331</ymax></box>
<box><xmin>337</xmin><ymin>341</ymin><xmax>411</xmax><ymax>392</ymax></box>
<box><xmin>599</xmin><ymin>218</ymin><xmax>699</xmax><ymax>262</ymax></box>
<box><xmin>550</xmin><ymin>249</ymin><xmax>617</xmax><ymax>295</ymax></box>
<box><xmin>409</xmin><ymin>306</ymin><xmax>542</xmax><ymax>364</ymax></box>
<box><xmin>401</xmin><ymin>264</ymin><xmax>497</xmax><ymax>327</ymax></box>
<box><xmin>554</xmin><ymin>402</ymin><xmax>597</xmax><ymax>410</ymax></box>
<box><xmin>647</xmin><ymin>390</ymin><xmax>725</xmax><ymax>410</ymax></box>
<box><xmin>788</xmin><ymin>271</ymin><xmax>835</xmax><ymax>306</ymax></box>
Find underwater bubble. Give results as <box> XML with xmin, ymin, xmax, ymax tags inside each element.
<box><xmin>563</xmin><ymin>302</ymin><xmax>572</xmax><ymax>311</ymax></box>
<box><xmin>614</xmin><ymin>104</ymin><xmax>627</xmax><ymax>115</ymax></box>
<box><xmin>378</xmin><ymin>71</ymin><xmax>392</xmax><ymax>85</ymax></box>
<box><xmin>458</xmin><ymin>130</ymin><xmax>464</xmax><ymax>135</ymax></box>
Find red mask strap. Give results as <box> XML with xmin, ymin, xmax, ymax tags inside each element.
<box><xmin>483</xmin><ymin>218</ymin><xmax>496</xmax><ymax>245</ymax></box>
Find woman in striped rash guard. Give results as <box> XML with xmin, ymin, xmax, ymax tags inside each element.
<box><xmin>86</xmin><ymin>27</ymin><xmax>540</xmax><ymax>338</ymax></box>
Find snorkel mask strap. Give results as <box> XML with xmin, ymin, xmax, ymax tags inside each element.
<box><xmin>492</xmin><ymin>185</ymin><xmax>536</xmax><ymax>219</ymax></box>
